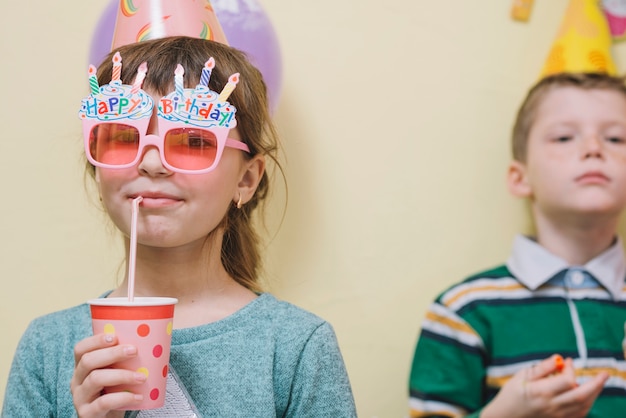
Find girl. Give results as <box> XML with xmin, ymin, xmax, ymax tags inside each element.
<box><xmin>3</xmin><ymin>36</ymin><xmax>356</xmax><ymax>417</ymax></box>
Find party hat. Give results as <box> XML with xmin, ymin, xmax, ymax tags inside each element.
<box><xmin>111</xmin><ymin>0</ymin><xmax>229</xmax><ymax>50</ymax></box>
<box><xmin>540</xmin><ymin>0</ymin><xmax>617</xmax><ymax>77</ymax></box>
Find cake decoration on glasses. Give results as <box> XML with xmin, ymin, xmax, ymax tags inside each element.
<box><xmin>78</xmin><ymin>53</ymin><xmax>249</xmax><ymax>175</ymax></box>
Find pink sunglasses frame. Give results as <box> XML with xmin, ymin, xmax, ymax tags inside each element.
<box><xmin>82</xmin><ymin>115</ymin><xmax>250</xmax><ymax>175</ymax></box>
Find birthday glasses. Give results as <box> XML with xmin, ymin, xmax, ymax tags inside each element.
<box><xmin>79</xmin><ymin>54</ymin><xmax>246</xmax><ymax>174</ymax></box>
<box><xmin>82</xmin><ymin>114</ymin><xmax>249</xmax><ymax>174</ymax></box>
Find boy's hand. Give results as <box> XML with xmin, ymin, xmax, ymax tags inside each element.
<box><xmin>70</xmin><ymin>334</ymin><xmax>146</xmax><ymax>418</ymax></box>
<box><xmin>481</xmin><ymin>354</ymin><xmax>609</xmax><ymax>418</ymax></box>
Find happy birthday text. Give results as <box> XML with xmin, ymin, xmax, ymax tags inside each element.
<box><xmin>160</xmin><ymin>97</ymin><xmax>235</xmax><ymax>126</ymax></box>
<box><xmin>83</xmin><ymin>97</ymin><xmax>145</xmax><ymax>116</ymax></box>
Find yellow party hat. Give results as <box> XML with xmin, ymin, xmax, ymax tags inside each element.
<box><xmin>540</xmin><ymin>0</ymin><xmax>617</xmax><ymax>77</ymax></box>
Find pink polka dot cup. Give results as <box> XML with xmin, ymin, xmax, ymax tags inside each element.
<box><xmin>88</xmin><ymin>297</ymin><xmax>177</xmax><ymax>410</ymax></box>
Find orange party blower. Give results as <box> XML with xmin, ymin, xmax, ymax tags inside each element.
<box><xmin>554</xmin><ymin>354</ymin><xmax>564</xmax><ymax>372</ymax></box>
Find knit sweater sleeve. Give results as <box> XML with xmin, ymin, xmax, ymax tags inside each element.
<box><xmin>284</xmin><ymin>321</ymin><xmax>357</xmax><ymax>417</ymax></box>
<box><xmin>3</xmin><ymin>305</ymin><xmax>90</xmax><ymax>418</ymax></box>
<box><xmin>2</xmin><ymin>319</ymin><xmax>57</xmax><ymax>417</ymax></box>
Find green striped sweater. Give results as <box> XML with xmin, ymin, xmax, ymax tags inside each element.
<box><xmin>409</xmin><ymin>265</ymin><xmax>626</xmax><ymax>418</ymax></box>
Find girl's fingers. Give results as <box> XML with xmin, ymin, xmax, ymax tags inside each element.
<box><xmin>71</xmin><ymin>334</ymin><xmax>141</xmax><ymax>412</ymax></box>
<box><xmin>73</xmin><ymin>334</ymin><xmax>118</xmax><ymax>381</ymax></box>
<box><xmin>74</xmin><ymin>334</ymin><xmax>117</xmax><ymax>365</ymax></box>
<box><xmin>84</xmin><ymin>368</ymin><xmax>148</xmax><ymax>392</ymax></box>
<box><xmin>72</xmin><ymin>368</ymin><xmax>146</xmax><ymax>407</ymax></box>
<box><xmin>71</xmin><ymin>335</ymin><xmax>147</xmax><ymax>418</ymax></box>
<box><xmin>75</xmin><ymin>390</ymin><xmax>143</xmax><ymax>418</ymax></box>
<box><xmin>74</xmin><ymin>344</ymin><xmax>138</xmax><ymax>387</ymax></box>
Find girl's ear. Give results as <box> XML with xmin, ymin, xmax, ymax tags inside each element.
<box><xmin>507</xmin><ymin>160</ymin><xmax>532</xmax><ymax>198</ymax></box>
<box><xmin>233</xmin><ymin>154</ymin><xmax>265</xmax><ymax>206</ymax></box>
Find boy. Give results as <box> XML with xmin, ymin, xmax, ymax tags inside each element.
<box><xmin>408</xmin><ymin>72</ymin><xmax>626</xmax><ymax>418</ymax></box>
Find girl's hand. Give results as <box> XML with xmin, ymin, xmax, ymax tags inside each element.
<box><xmin>70</xmin><ymin>334</ymin><xmax>146</xmax><ymax>418</ymax></box>
<box><xmin>481</xmin><ymin>354</ymin><xmax>609</xmax><ymax>418</ymax></box>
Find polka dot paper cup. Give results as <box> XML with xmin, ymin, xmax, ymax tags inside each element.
<box><xmin>88</xmin><ymin>297</ymin><xmax>177</xmax><ymax>410</ymax></box>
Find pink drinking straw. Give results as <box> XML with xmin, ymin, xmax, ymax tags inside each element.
<box><xmin>127</xmin><ymin>196</ymin><xmax>143</xmax><ymax>302</ymax></box>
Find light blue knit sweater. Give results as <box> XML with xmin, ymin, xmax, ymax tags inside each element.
<box><xmin>2</xmin><ymin>293</ymin><xmax>356</xmax><ymax>417</ymax></box>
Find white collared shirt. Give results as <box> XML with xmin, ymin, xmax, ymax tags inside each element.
<box><xmin>507</xmin><ymin>234</ymin><xmax>626</xmax><ymax>300</ymax></box>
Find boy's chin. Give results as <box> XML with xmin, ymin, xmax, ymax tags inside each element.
<box><xmin>562</xmin><ymin>204</ymin><xmax>625</xmax><ymax>219</ymax></box>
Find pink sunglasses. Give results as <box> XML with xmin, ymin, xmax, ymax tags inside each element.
<box><xmin>79</xmin><ymin>55</ymin><xmax>248</xmax><ymax>174</ymax></box>
<box><xmin>82</xmin><ymin>109</ymin><xmax>249</xmax><ymax>175</ymax></box>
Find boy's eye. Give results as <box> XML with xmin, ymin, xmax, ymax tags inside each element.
<box><xmin>607</xmin><ymin>136</ymin><xmax>625</xmax><ymax>143</ymax></box>
<box><xmin>555</xmin><ymin>136</ymin><xmax>572</xmax><ymax>142</ymax></box>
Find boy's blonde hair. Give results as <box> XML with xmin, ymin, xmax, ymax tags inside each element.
<box><xmin>512</xmin><ymin>72</ymin><xmax>626</xmax><ymax>162</ymax></box>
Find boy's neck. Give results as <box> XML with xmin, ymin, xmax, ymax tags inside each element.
<box><xmin>533</xmin><ymin>210</ymin><xmax>619</xmax><ymax>265</ymax></box>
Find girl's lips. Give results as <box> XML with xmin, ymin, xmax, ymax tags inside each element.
<box><xmin>129</xmin><ymin>193</ymin><xmax>183</xmax><ymax>208</ymax></box>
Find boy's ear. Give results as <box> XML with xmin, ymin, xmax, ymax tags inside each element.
<box><xmin>507</xmin><ymin>160</ymin><xmax>532</xmax><ymax>198</ymax></box>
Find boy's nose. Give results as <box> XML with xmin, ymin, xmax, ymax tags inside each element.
<box><xmin>582</xmin><ymin>135</ymin><xmax>603</xmax><ymax>159</ymax></box>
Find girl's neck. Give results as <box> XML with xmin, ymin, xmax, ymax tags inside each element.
<box><xmin>109</xmin><ymin>239</ymin><xmax>258</xmax><ymax>327</ymax></box>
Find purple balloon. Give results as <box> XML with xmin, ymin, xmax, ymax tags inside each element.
<box><xmin>88</xmin><ymin>0</ymin><xmax>283</xmax><ymax>112</ymax></box>
<box><xmin>88</xmin><ymin>0</ymin><xmax>117</xmax><ymax>68</ymax></box>
<box><xmin>215</xmin><ymin>1</ymin><xmax>283</xmax><ymax>113</ymax></box>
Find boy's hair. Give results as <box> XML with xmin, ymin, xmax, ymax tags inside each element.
<box><xmin>512</xmin><ymin>72</ymin><xmax>626</xmax><ymax>162</ymax></box>
<box><xmin>92</xmin><ymin>36</ymin><xmax>281</xmax><ymax>292</ymax></box>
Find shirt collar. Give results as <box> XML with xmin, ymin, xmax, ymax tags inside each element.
<box><xmin>506</xmin><ymin>234</ymin><xmax>626</xmax><ymax>299</ymax></box>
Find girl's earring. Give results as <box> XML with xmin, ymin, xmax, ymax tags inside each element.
<box><xmin>236</xmin><ymin>194</ymin><xmax>243</xmax><ymax>209</ymax></box>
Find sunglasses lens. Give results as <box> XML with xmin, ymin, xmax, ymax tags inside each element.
<box><xmin>89</xmin><ymin>123</ymin><xmax>140</xmax><ymax>166</ymax></box>
<box><xmin>164</xmin><ymin>128</ymin><xmax>219</xmax><ymax>170</ymax></box>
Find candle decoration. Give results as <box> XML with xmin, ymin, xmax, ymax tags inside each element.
<box><xmin>157</xmin><ymin>59</ymin><xmax>238</xmax><ymax>130</ymax></box>
<box><xmin>112</xmin><ymin>51</ymin><xmax>122</xmax><ymax>82</ymax></box>
<box><xmin>200</xmin><ymin>58</ymin><xmax>215</xmax><ymax>87</ymax></box>
<box><xmin>174</xmin><ymin>64</ymin><xmax>185</xmax><ymax>98</ymax></box>
<box><xmin>218</xmin><ymin>73</ymin><xmax>239</xmax><ymax>102</ymax></box>
<box><xmin>131</xmin><ymin>62</ymin><xmax>148</xmax><ymax>94</ymax></box>
<box><xmin>88</xmin><ymin>65</ymin><xmax>100</xmax><ymax>95</ymax></box>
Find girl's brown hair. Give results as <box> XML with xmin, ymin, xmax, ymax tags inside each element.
<box><xmin>512</xmin><ymin>72</ymin><xmax>626</xmax><ymax>162</ymax></box>
<box><xmin>92</xmin><ymin>36</ymin><xmax>281</xmax><ymax>292</ymax></box>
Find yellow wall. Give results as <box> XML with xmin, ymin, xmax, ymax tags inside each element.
<box><xmin>2</xmin><ymin>1</ymin><xmax>625</xmax><ymax>416</ymax></box>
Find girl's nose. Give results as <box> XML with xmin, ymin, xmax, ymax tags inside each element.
<box><xmin>137</xmin><ymin>104</ymin><xmax>173</xmax><ymax>176</ymax></box>
<box><xmin>137</xmin><ymin>140</ymin><xmax>173</xmax><ymax>177</ymax></box>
